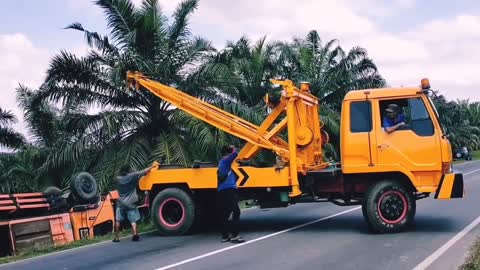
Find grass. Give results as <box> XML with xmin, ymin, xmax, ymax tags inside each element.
<box><xmin>0</xmin><ymin>222</ymin><xmax>155</xmax><ymax>265</ymax></box>
<box><xmin>460</xmin><ymin>237</ymin><xmax>480</xmax><ymax>270</ymax></box>
<box><xmin>453</xmin><ymin>150</ymin><xmax>480</xmax><ymax>165</ymax></box>
<box><xmin>239</xmin><ymin>199</ymin><xmax>256</xmax><ymax>209</ymax></box>
<box><xmin>458</xmin><ymin>150</ymin><xmax>480</xmax><ymax>269</ymax></box>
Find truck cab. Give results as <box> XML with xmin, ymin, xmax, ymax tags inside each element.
<box><xmin>341</xmin><ymin>79</ymin><xmax>461</xmax><ymax>199</ymax></box>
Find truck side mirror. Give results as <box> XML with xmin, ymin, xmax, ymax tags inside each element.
<box><xmin>442</xmin><ymin>127</ymin><xmax>449</xmax><ymax>138</ymax></box>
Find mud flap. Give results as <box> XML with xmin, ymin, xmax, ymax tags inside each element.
<box><xmin>434</xmin><ymin>173</ymin><xmax>464</xmax><ymax>199</ymax></box>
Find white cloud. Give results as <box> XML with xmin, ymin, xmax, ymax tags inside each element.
<box><xmin>131</xmin><ymin>0</ymin><xmax>182</xmax><ymax>14</ymax></box>
<box><xmin>188</xmin><ymin>0</ymin><xmax>376</xmax><ymax>47</ymax></box>
<box><xmin>377</xmin><ymin>15</ymin><xmax>480</xmax><ymax>100</ymax></box>
<box><xmin>344</xmin><ymin>0</ymin><xmax>416</xmax><ymax>17</ymax></box>
<box><xmin>67</xmin><ymin>0</ymin><xmax>103</xmax><ymax>15</ymax></box>
<box><xmin>157</xmin><ymin>0</ymin><xmax>183</xmax><ymax>13</ymax></box>
<box><xmin>129</xmin><ymin>0</ymin><xmax>478</xmax><ymax>102</ymax></box>
<box><xmin>0</xmin><ymin>34</ymin><xmax>51</xmax><ymax>138</ymax></box>
<box><xmin>395</xmin><ymin>0</ymin><xmax>416</xmax><ymax>9</ymax></box>
<box><xmin>181</xmin><ymin>0</ymin><xmax>478</xmax><ymax>101</ymax></box>
<box><xmin>0</xmin><ymin>33</ymin><xmax>91</xmax><ymax>144</ymax></box>
<box><xmin>3</xmin><ymin>0</ymin><xmax>478</xmax><ymax>145</ymax></box>
<box><xmin>408</xmin><ymin>15</ymin><xmax>480</xmax><ymax>43</ymax></box>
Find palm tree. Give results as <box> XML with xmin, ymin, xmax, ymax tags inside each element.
<box><xmin>0</xmin><ymin>108</ymin><xmax>25</xmax><ymax>149</ymax></box>
<box><xmin>463</xmin><ymin>101</ymin><xmax>480</xmax><ymax>128</ymax></box>
<box><xmin>0</xmin><ymin>146</ymin><xmax>44</xmax><ymax>193</ymax></box>
<box><xmin>434</xmin><ymin>97</ymin><xmax>480</xmax><ymax>150</ymax></box>
<box><xmin>12</xmin><ymin>85</ymin><xmax>86</xmax><ymax>190</ymax></box>
<box><xmin>180</xmin><ymin>36</ymin><xmax>280</xmax><ymax>163</ymax></box>
<box><xmin>34</xmin><ymin>0</ymin><xmax>219</xmax><ymax>191</ymax></box>
<box><xmin>197</xmin><ymin>31</ymin><xmax>385</xmax><ymax>161</ymax></box>
<box><xmin>276</xmin><ymin>31</ymin><xmax>385</xmax><ymax>109</ymax></box>
<box><xmin>275</xmin><ymin>30</ymin><xmax>385</xmax><ymax>159</ymax></box>
<box><xmin>204</xmin><ymin>36</ymin><xmax>278</xmax><ymax>106</ymax></box>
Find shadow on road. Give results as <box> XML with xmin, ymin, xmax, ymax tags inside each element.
<box><xmin>236</xmin><ymin>214</ymin><xmax>459</xmax><ymax>235</ymax></box>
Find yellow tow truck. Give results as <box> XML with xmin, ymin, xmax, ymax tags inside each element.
<box><xmin>126</xmin><ymin>72</ymin><xmax>463</xmax><ymax>235</ymax></box>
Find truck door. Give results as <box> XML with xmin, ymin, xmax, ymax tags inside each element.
<box><xmin>341</xmin><ymin>100</ymin><xmax>376</xmax><ymax>172</ymax></box>
<box><xmin>375</xmin><ymin>97</ymin><xmax>442</xmax><ymax>184</ymax></box>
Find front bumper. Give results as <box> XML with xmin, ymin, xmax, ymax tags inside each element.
<box><xmin>434</xmin><ymin>172</ymin><xmax>464</xmax><ymax>199</ymax></box>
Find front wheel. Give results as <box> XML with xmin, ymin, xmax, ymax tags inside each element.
<box><xmin>362</xmin><ymin>181</ymin><xmax>416</xmax><ymax>233</ymax></box>
<box><xmin>151</xmin><ymin>188</ymin><xmax>196</xmax><ymax>236</ymax></box>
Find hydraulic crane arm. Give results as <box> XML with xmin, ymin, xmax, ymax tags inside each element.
<box><xmin>126</xmin><ymin>71</ymin><xmax>290</xmax><ymax>159</ymax></box>
<box><xmin>127</xmin><ymin>71</ymin><xmax>329</xmax><ymax>197</ymax></box>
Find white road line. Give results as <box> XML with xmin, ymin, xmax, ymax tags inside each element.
<box><xmin>412</xmin><ymin>167</ymin><xmax>480</xmax><ymax>270</ymax></box>
<box><xmin>463</xmin><ymin>169</ymin><xmax>480</xmax><ymax>184</ymax></box>
<box><xmin>153</xmin><ymin>207</ymin><xmax>361</xmax><ymax>270</ymax></box>
<box><xmin>465</xmin><ymin>168</ymin><xmax>480</xmax><ymax>176</ymax></box>
<box><xmin>412</xmin><ymin>215</ymin><xmax>480</xmax><ymax>270</ymax></box>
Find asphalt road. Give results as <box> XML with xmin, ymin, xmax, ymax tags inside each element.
<box><xmin>3</xmin><ymin>161</ymin><xmax>480</xmax><ymax>270</ymax></box>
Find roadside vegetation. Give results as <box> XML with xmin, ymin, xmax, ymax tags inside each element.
<box><xmin>460</xmin><ymin>237</ymin><xmax>480</xmax><ymax>270</ymax></box>
<box><xmin>454</xmin><ymin>150</ymin><xmax>480</xmax><ymax>165</ymax></box>
<box><xmin>0</xmin><ymin>222</ymin><xmax>154</xmax><ymax>265</ymax></box>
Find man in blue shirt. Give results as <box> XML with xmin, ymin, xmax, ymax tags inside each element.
<box><xmin>217</xmin><ymin>145</ymin><xmax>245</xmax><ymax>243</ymax></box>
<box><xmin>383</xmin><ymin>104</ymin><xmax>406</xmax><ymax>133</ymax></box>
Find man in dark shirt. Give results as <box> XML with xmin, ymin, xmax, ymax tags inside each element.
<box><xmin>383</xmin><ymin>104</ymin><xmax>406</xmax><ymax>133</ymax></box>
<box><xmin>113</xmin><ymin>164</ymin><xmax>154</xmax><ymax>242</ymax></box>
<box><xmin>217</xmin><ymin>145</ymin><xmax>245</xmax><ymax>243</ymax></box>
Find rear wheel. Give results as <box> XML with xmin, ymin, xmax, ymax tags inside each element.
<box><xmin>151</xmin><ymin>188</ymin><xmax>196</xmax><ymax>236</ymax></box>
<box><xmin>362</xmin><ymin>181</ymin><xmax>416</xmax><ymax>233</ymax></box>
<box><xmin>71</xmin><ymin>172</ymin><xmax>99</xmax><ymax>204</ymax></box>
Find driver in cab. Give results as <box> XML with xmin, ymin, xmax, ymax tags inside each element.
<box><xmin>383</xmin><ymin>104</ymin><xmax>406</xmax><ymax>133</ymax></box>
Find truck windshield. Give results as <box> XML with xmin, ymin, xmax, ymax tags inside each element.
<box><xmin>426</xmin><ymin>94</ymin><xmax>446</xmax><ymax>135</ymax></box>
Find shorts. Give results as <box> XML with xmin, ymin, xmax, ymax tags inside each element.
<box><xmin>115</xmin><ymin>207</ymin><xmax>141</xmax><ymax>224</ymax></box>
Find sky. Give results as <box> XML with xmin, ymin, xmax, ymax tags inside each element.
<box><xmin>1</xmin><ymin>0</ymin><xmax>479</xmax><ymax>136</ymax></box>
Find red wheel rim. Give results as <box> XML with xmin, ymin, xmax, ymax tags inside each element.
<box><xmin>377</xmin><ymin>191</ymin><xmax>408</xmax><ymax>224</ymax></box>
<box><xmin>159</xmin><ymin>198</ymin><xmax>185</xmax><ymax>228</ymax></box>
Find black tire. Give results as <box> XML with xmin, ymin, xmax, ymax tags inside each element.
<box><xmin>361</xmin><ymin>202</ymin><xmax>371</xmax><ymax>227</ymax></box>
<box><xmin>71</xmin><ymin>172</ymin><xmax>99</xmax><ymax>204</ymax></box>
<box><xmin>362</xmin><ymin>181</ymin><xmax>416</xmax><ymax>233</ymax></box>
<box><xmin>151</xmin><ymin>188</ymin><xmax>196</xmax><ymax>236</ymax></box>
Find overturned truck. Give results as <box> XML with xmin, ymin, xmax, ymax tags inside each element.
<box><xmin>0</xmin><ymin>173</ymin><xmax>116</xmax><ymax>256</ymax></box>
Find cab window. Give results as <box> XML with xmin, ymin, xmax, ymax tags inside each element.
<box><xmin>350</xmin><ymin>101</ymin><xmax>372</xmax><ymax>133</ymax></box>
<box><xmin>379</xmin><ymin>98</ymin><xmax>434</xmax><ymax>136</ymax></box>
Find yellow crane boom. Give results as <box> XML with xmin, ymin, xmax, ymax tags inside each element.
<box><xmin>126</xmin><ymin>71</ymin><xmax>329</xmax><ymax>197</ymax></box>
<box><xmin>127</xmin><ymin>71</ymin><xmax>289</xmax><ymax>159</ymax></box>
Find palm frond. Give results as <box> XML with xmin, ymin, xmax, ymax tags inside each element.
<box><xmin>95</xmin><ymin>0</ymin><xmax>138</xmax><ymax>46</ymax></box>
<box><xmin>16</xmin><ymin>85</ymin><xmax>61</xmax><ymax>147</ymax></box>
<box><xmin>0</xmin><ymin>108</ymin><xmax>25</xmax><ymax>149</ymax></box>
<box><xmin>0</xmin><ymin>108</ymin><xmax>17</xmax><ymax>125</ymax></box>
<box><xmin>168</xmin><ymin>0</ymin><xmax>198</xmax><ymax>48</ymax></box>
<box><xmin>65</xmin><ymin>22</ymin><xmax>118</xmax><ymax>54</ymax></box>
<box><xmin>0</xmin><ymin>128</ymin><xmax>25</xmax><ymax>149</ymax></box>
<box><xmin>151</xmin><ymin>132</ymin><xmax>192</xmax><ymax>166</ymax></box>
